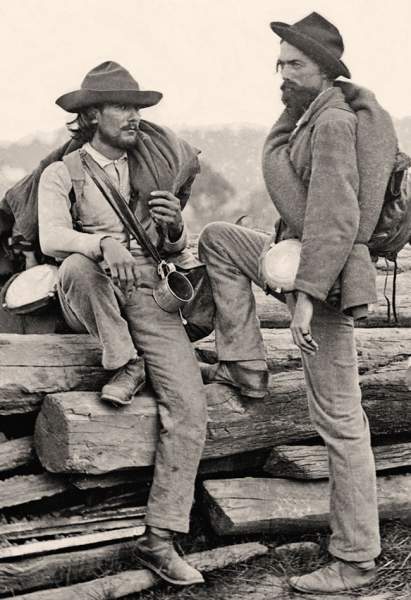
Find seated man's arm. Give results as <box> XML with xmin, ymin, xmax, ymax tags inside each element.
<box><xmin>38</xmin><ymin>162</ymin><xmax>107</xmax><ymax>261</ymax></box>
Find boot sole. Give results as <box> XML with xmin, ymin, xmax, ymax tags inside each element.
<box><xmin>101</xmin><ymin>380</ymin><xmax>145</xmax><ymax>407</ymax></box>
<box><xmin>209</xmin><ymin>377</ymin><xmax>267</xmax><ymax>399</ymax></box>
<box><xmin>240</xmin><ymin>387</ymin><xmax>267</xmax><ymax>399</ymax></box>
<box><xmin>135</xmin><ymin>554</ymin><xmax>204</xmax><ymax>586</ymax></box>
<box><xmin>200</xmin><ymin>364</ymin><xmax>267</xmax><ymax>399</ymax></box>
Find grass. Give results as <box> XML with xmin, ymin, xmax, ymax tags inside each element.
<box><xmin>123</xmin><ymin>519</ymin><xmax>411</xmax><ymax>599</ymax></box>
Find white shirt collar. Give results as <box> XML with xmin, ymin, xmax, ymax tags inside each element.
<box><xmin>83</xmin><ymin>142</ymin><xmax>127</xmax><ymax>168</ymax></box>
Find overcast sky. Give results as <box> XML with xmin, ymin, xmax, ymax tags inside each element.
<box><xmin>1</xmin><ymin>0</ymin><xmax>411</xmax><ymax>142</ymax></box>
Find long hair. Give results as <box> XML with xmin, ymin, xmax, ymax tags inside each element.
<box><xmin>66</xmin><ymin>107</ymin><xmax>99</xmax><ymax>144</ymax></box>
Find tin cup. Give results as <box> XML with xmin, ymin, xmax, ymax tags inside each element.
<box><xmin>153</xmin><ymin>269</ymin><xmax>194</xmax><ymax>313</ymax></box>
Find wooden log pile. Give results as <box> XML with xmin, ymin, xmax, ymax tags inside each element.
<box><xmin>0</xmin><ymin>245</ymin><xmax>410</xmax><ymax>597</ymax></box>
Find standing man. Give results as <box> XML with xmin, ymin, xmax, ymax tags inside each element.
<box><xmin>38</xmin><ymin>61</ymin><xmax>207</xmax><ymax>586</ymax></box>
<box><xmin>199</xmin><ymin>13</ymin><xmax>399</xmax><ymax>594</ymax></box>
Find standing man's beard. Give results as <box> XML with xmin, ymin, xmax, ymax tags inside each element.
<box><xmin>281</xmin><ymin>81</ymin><xmax>320</xmax><ymax>122</ymax></box>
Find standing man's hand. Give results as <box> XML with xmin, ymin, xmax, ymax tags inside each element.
<box><xmin>290</xmin><ymin>291</ymin><xmax>318</xmax><ymax>355</ymax></box>
<box><xmin>149</xmin><ymin>191</ymin><xmax>183</xmax><ymax>241</ymax></box>
<box><xmin>100</xmin><ymin>237</ymin><xmax>140</xmax><ymax>295</ymax></box>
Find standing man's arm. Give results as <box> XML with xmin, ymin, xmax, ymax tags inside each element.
<box><xmin>291</xmin><ymin>114</ymin><xmax>360</xmax><ymax>352</ymax></box>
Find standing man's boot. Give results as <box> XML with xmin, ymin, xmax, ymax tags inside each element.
<box><xmin>289</xmin><ymin>559</ymin><xmax>376</xmax><ymax>594</ymax></box>
<box><xmin>135</xmin><ymin>527</ymin><xmax>204</xmax><ymax>586</ymax></box>
<box><xmin>101</xmin><ymin>356</ymin><xmax>145</xmax><ymax>406</ymax></box>
<box><xmin>200</xmin><ymin>360</ymin><xmax>268</xmax><ymax>398</ymax></box>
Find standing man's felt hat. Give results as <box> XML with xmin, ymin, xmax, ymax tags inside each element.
<box><xmin>56</xmin><ymin>61</ymin><xmax>163</xmax><ymax>113</ymax></box>
<box><xmin>270</xmin><ymin>12</ymin><xmax>351</xmax><ymax>79</ymax></box>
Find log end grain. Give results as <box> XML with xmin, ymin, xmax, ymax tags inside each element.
<box><xmin>34</xmin><ymin>392</ymin><xmax>159</xmax><ymax>474</ymax></box>
<box><xmin>34</xmin><ymin>395</ymin><xmax>71</xmax><ymax>473</ymax></box>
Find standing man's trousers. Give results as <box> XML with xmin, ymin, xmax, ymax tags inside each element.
<box><xmin>58</xmin><ymin>252</ymin><xmax>208</xmax><ymax>534</ymax></box>
<box><xmin>199</xmin><ymin>222</ymin><xmax>381</xmax><ymax>561</ymax></box>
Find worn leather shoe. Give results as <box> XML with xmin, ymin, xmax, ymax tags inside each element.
<box><xmin>289</xmin><ymin>560</ymin><xmax>376</xmax><ymax>594</ymax></box>
<box><xmin>200</xmin><ymin>361</ymin><xmax>268</xmax><ymax>398</ymax></box>
<box><xmin>101</xmin><ymin>357</ymin><xmax>145</xmax><ymax>407</ymax></box>
<box><xmin>135</xmin><ymin>528</ymin><xmax>204</xmax><ymax>586</ymax></box>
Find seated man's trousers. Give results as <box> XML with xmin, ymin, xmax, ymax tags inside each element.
<box><xmin>58</xmin><ymin>252</ymin><xmax>208</xmax><ymax>534</ymax></box>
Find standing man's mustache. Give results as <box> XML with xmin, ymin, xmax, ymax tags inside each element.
<box><xmin>280</xmin><ymin>80</ymin><xmax>300</xmax><ymax>92</ymax></box>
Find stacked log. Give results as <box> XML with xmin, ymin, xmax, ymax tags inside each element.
<box><xmin>34</xmin><ymin>359</ymin><xmax>409</xmax><ymax>474</ymax></box>
<box><xmin>0</xmin><ymin>246</ymin><xmax>409</xmax><ymax>597</ymax></box>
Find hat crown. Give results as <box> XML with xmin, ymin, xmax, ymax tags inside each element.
<box><xmin>270</xmin><ymin>11</ymin><xmax>350</xmax><ymax>78</ymax></box>
<box><xmin>292</xmin><ymin>12</ymin><xmax>344</xmax><ymax>59</ymax></box>
<box><xmin>81</xmin><ymin>61</ymin><xmax>141</xmax><ymax>92</ymax></box>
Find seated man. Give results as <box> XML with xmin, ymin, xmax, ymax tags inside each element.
<box><xmin>38</xmin><ymin>60</ymin><xmax>207</xmax><ymax>587</ymax></box>
<box><xmin>199</xmin><ymin>12</ymin><xmax>399</xmax><ymax>595</ymax></box>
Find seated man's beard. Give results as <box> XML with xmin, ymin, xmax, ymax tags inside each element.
<box><xmin>281</xmin><ymin>81</ymin><xmax>320</xmax><ymax>122</ymax></box>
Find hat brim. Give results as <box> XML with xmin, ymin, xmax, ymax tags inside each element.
<box><xmin>270</xmin><ymin>21</ymin><xmax>351</xmax><ymax>79</ymax></box>
<box><xmin>56</xmin><ymin>89</ymin><xmax>163</xmax><ymax>113</ymax></box>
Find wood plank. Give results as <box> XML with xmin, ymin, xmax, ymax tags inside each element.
<box><xmin>0</xmin><ymin>507</ymin><xmax>146</xmax><ymax>540</ymax></box>
<box><xmin>264</xmin><ymin>442</ymin><xmax>411</xmax><ymax>479</ymax></box>
<box><xmin>34</xmin><ymin>361</ymin><xmax>410</xmax><ymax>474</ymax></box>
<box><xmin>0</xmin><ymin>526</ymin><xmax>145</xmax><ymax>560</ymax></box>
<box><xmin>0</xmin><ymin>334</ymin><xmax>101</xmax><ymax>366</ymax></box>
<box><xmin>0</xmin><ymin>539</ymin><xmax>142</xmax><ymax>595</ymax></box>
<box><xmin>61</xmin><ymin>492</ymin><xmax>147</xmax><ymax>512</ymax></box>
<box><xmin>70</xmin><ymin>449</ymin><xmax>269</xmax><ymax>491</ymax></box>
<box><xmin>0</xmin><ymin>366</ymin><xmax>109</xmax><ymax>415</ymax></box>
<box><xmin>0</xmin><ymin>473</ymin><xmax>69</xmax><ymax>509</ymax></box>
<box><xmin>2</xmin><ymin>542</ymin><xmax>268</xmax><ymax>599</ymax></box>
<box><xmin>196</xmin><ymin>327</ymin><xmax>411</xmax><ymax>374</ymax></box>
<box><xmin>203</xmin><ymin>474</ymin><xmax>411</xmax><ymax>536</ymax></box>
<box><xmin>0</xmin><ymin>436</ymin><xmax>35</xmax><ymax>472</ymax></box>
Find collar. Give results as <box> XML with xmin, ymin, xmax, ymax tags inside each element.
<box><xmin>83</xmin><ymin>142</ymin><xmax>127</xmax><ymax>168</ymax></box>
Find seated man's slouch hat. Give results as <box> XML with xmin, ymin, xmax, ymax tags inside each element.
<box><xmin>56</xmin><ymin>61</ymin><xmax>163</xmax><ymax>112</ymax></box>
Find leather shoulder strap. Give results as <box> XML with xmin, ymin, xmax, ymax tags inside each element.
<box><xmin>62</xmin><ymin>150</ymin><xmax>84</xmax><ymax>230</ymax></box>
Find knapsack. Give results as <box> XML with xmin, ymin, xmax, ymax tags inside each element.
<box><xmin>367</xmin><ymin>150</ymin><xmax>411</xmax><ymax>322</ymax></box>
<box><xmin>368</xmin><ymin>150</ymin><xmax>411</xmax><ymax>262</ymax></box>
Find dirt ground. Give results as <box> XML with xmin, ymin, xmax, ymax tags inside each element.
<box><xmin>128</xmin><ymin>519</ymin><xmax>411</xmax><ymax>600</ymax></box>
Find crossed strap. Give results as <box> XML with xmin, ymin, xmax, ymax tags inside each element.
<box><xmin>80</xmin><ymin>150</ymin><xmax>163</xmax><ymax>265</ymax></box>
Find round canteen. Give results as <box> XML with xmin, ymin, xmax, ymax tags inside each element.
<box><xmin>261</xmin><ymin>239</ymin><xmax>302</xmax><ymax>292</ymax></box>
<box><xmin>2</xmin><ymin>264</ymin><xmax>59</xmax><ymax>313</ymax></box>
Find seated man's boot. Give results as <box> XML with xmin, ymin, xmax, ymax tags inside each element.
<box><xmin>101</xmin><ymin>356</ymin><xmax>145</xmax><ymax>407</ymax></box>
<box><xmin>200</xmin><ymin>360</ymin><xmax>268</xmax><ymax>399</ymax></box>
<box><xmin>289</xmin><ymin>559</ymin><xmax>376</xmax><ymax>594</ymax></box>
<box><xmin>135</xmin><ymin>527</ymin><xmax>204</xmax><ymax>586</ymax></box>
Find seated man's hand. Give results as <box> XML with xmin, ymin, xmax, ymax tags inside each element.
<box><xmin>100</xmin><ymin>237</ymin><xmax>140</xmax><ymax>294</ymax></box>
<box><xmin>149</xmin><ymin>191</ymin><xmax>183</xmax><ymax>241</ymax></box>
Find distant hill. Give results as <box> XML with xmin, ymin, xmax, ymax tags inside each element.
<box><xmin>178</xmin><ymin>125</ymin><xmax>268</xmax><ymax>192</ymax></box>
<box><xmin>0</xmin><ymin>124</ymin><xmax>275</xmax><ymax>231</ymax></box>
<box><xmin>2</xmin><ymin>115</ymin><xmax>411</xmax><ymax>232</ymax></box>
<box><xmin>0</xmin><ymin>129</ymin><xmax>68</xmax><ymax>173</ymax></box>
